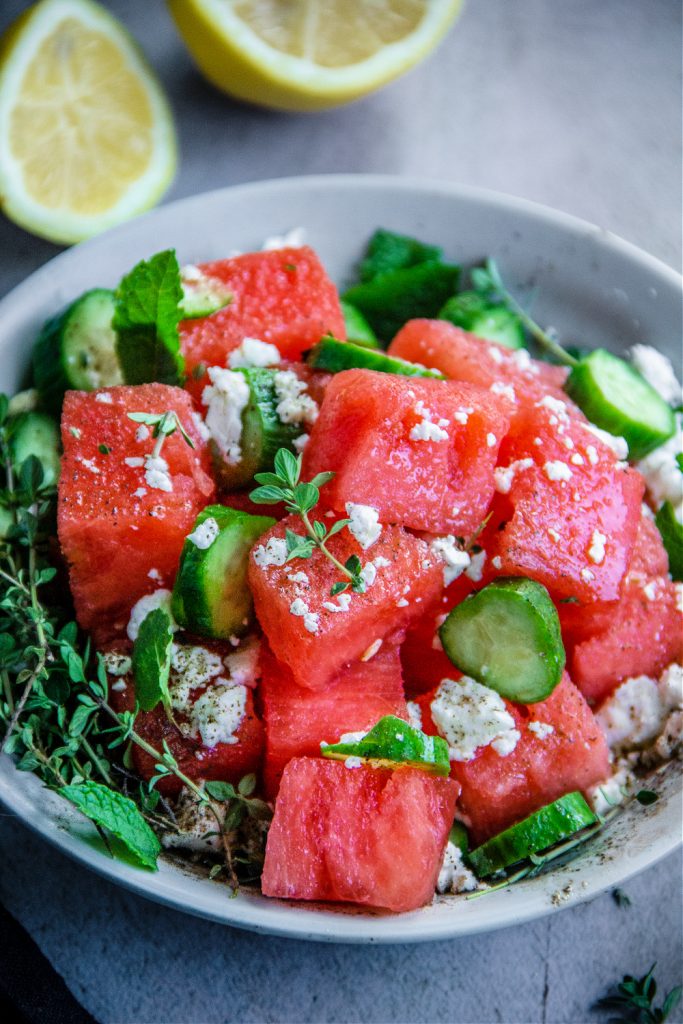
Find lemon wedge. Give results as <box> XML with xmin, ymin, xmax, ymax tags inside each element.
<box><xmin>0</xmin><ymin>0</ymin><xmax>176</xmax><ymax>245</ymax></box>
<box><xmin>168</xmin><ymin>0</ymin><xmax>463</xmax><ymax>112</ymax></box>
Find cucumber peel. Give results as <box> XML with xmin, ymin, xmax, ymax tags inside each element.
<box><xmin>340</xmin><ymin>300</ymin><xmax>380</xmax><ymax>348</ymax></box>
<box><xmin>467</xmin><ymin>792</ymin><xmax>598</xmax><ymax>877</ymax></box>
<box><xmin>439</xmin><ymin>291</ymin><xmax>525</xmax><ymax>349</ymax></box>
<box><xmin>306</xmin><ymin>336</ymin><xmax>443</xmax><ymax>379</ymax></box>
<box><xmin>439</xmin><ymin>577</ymin><xmax>566</xmax><ymax>704</ymax></box>
<box><xmin>655</xmin><ymin>501</ymin><xmax>683</xmax><ymax>581</ymax></box>
<box><xmin>8</xmin><ymin>411</ymin><xmax>61</xmax><ymax>487</ymax></box>
<box><xmin>321</xmin><ymin>715</ymin><xmax>451</xmax><ymax>776</ymax></box>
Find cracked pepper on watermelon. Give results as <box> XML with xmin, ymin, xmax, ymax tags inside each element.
<box><xmin>1</xmin><ymin>227</ymin><xmax>681</xmax><ymax>913</ymax></box>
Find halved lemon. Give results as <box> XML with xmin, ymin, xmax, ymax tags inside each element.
<box><xmin>0</xmin><ymin>0</ymin><xmax>177</xmax><ymax>245</ymax></box>
<box><xmin>168</xmin><ymin>0</ymin><xmax>463</xmax><ymax>112</ymax></box>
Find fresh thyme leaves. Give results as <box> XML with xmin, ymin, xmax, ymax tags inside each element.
<box><xmin>472</xmin><ymin>258</ymin><xmax>578</xmax><ymax>368</ymax></box>
<box><xmin>127</xmin><ymin>410</ymin><xmax>195</xmax><ymax>449</ymax></box>
<box><xmin>250</xmin><ymin>448</ymin><xmax>367</xmax><ymax>595</ymax></box>
<box><xmin>595</xmin><ymin>964</ymin><xmax>682</xmax><ymax>1024</ymax></box>
<box><xmin>612</xmin><ymin>887</ymin><xmax>632</xmax><ymax>908</ymax></box>
<box><xmin>131</xmin><ymin>608</ymin><xmax>174</xmax><ymax>715</ymax></box>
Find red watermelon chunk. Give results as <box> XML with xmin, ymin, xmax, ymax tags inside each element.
<box><xmin>389</xmin><ymin>319</ymin><xmax>568</xmax><ymax>408</ymax></box>
<box><xmin>487</xmin><ymin>395</ymin><xmax>643</xmax><ymax>603</ymax></box>
<box><xmin>260</xmin><ymin>643</ymin><xmax>408</xmax><ymax>799</ymax></box>
<box><xmin>109</xmin><ymin>650</ymin><xmax>264</xmax><ymax>797</ymax></box>
<box><xmin>400</xmin><ymin>575</ymin><xmax>475</xmax><ymax>697</ymax></box>
<box><xmin>569</xmin><ymin>515</ymin><xmax>682</xmax><ymax>704</ymax></box>
<box><xmin>302</xmin><ymin>369</ymin><xmax>510</xmax><ymax>534</ymax></box>
<box><xmin>261</xmin><ymin>758</ymin><xmax>459</xmax><ymax>912</ymax></box>
<box><xmin>248</xmin><ymin>514</ymin><xmax>442</xmax><ymax>690</ymax></box>
<box><xmin>417</xmin><ymin>674</ymin><xmax>609</xmax><ymax>844</ymax></box>
<box><xmin>58</xmin><ymin>385</ymin><xmax>215</xmax><ymax>642</ymax></box>
<box><xmin>180</xmin><ymin>247</ymin><xmax>344</xmax><ymax>400</ymax></box>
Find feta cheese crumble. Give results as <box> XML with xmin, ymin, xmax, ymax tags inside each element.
<box><xmin>588</xmin><ymin>530</ymin><xmax>607</xmax><ymax>565</ymax></box>
<box><xmin>494</xmin><ymin>458</ymin><xmax>533</xmax><ymax>494</ymax></box>
<box><xmin>262</xmin><ymin>226</ymin><xmax>306</xmax><ymax>250</ymax></box>
<box><xmin>581</xmin><ymin>422</ymin><xmax>629</xmax><ymax>461</ymax></box>
<box><xmin>407</xmin><ymin>701</ymin><xmax>423</xmax><ymax>730</ymax></box>
<box><xmin>127</xmin><ymin>590</ymin><xmax>177</xmax><ymax>642</ymax></box>
<box><xmin>95</xmin><ymin>392</ymin><xmax>113</xmax><ymax>404</ymax></box>
<box><xmin>528</xmin><ymin>721</ymin><xmax>555</xmax><ymax>739</ymax></box>
<box><xmin>273</xmin><ymin>370</ymin><xmax>318</xmax><ymax>426</ymax></box>
<box><xmin>224</xmin><ymin>638</ymin><xmax>261</xmax><ymax>687</ymax></box>
<box><xmin>144</xmin><ymin>454</ymin><xmax>173</xmax><ymax>493</ymax></box>
<box><xmin>430</xmin><ymin>536</ymin><xmax>471</xmax><ymax>586</ymax></box>
<box><xmin>189</xmin><ymin>683</ymin><xmax>248</xmax><ymax>747</ymax></box>
<box><xmin>430</xmin><ymin>677</ymin><xmax>520</xmax><ymax>761</ymax></box>
<box><xmin>253</xmin><ymin>537</ymin><xmax>288</xmax><ymax>568</ymax></box>
<box><xmin>490</xmin><ymin>381</ymin><xmax>516</xmax><ymax>402</ymax></box>
<box><xmin>410</xmin><ymin>400</ymin><xmax>449</xmax><ymax>442</ymax></box>
<box><xmin>437</xmin><ymin>842</ymin><xmax>479</xmax><ymax>894</ymax></box>
<box><xmin>103</xmin><ymin>652</ymin><xmax>132</xmax><ymax>677</ymax></box>
<box><xmin>135</xmin><ymin>424</ymin><xmax>150</xmax><ymax>443</ymax></box>
<box><xmin>322</xmin><ymin>593</ymin><xmax>353</xmax><ymax>613</ymax></box>
<box><xmin>465</xmin><ymin>550</ymin><xmax>487</xmax><ymax>583</ymax></box>
<box><xmin>228</xmin><ymin>336</ymin><xmax>281</xmax><ymax>369</ymax></box>
<box><xmin>637</xmin><ymin>415</ymin><xmax>682</xmax><ymax>524</ymax></box>
<box><xmin>596</xmin><ymin>665</ymin><xmax>683</xmax><ymax>753</ymax></box>
<box><xmin>345</xmin><ymin>503</ymin><xmax>382</xmax><ymax>550</ymax></box>
<box><xmin>187</xmin><ymin>516</ymin><xmax>220</xmax><ymax>550</ymax></box>
<box><xmin>544</xmin><ymin>460</ymin><xmax>572</xmax><ymax>482</ymax></box>
<box><xmin>162</xmin><ymin>786</ymin><xmax>226</xmax><ymax>852</ymax></box>
<box><xmin>630</xmin><ymin>344</ymin><xmax>681</xmax><ymax>406</ymax></box>
<box><xmin>202</xmin><ymin>366</ymin><xmax>250</xmax><ymax>465</ymax></box>
<box><xmin>289</xmin><ymin>598</ymin><xmax>319</xmax><ymax>634</ymax></box>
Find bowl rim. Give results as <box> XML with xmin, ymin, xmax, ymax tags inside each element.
<box><xmin>0</xmin><ymin>173</ymin><xmax>680</xmax><ymax>944</ymax></box>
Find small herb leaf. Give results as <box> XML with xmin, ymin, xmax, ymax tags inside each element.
<box><xmin>132</xmin><ymin>608</ymin><xmax>174</xmax><ymax>713</ymax></box>
<box><xmin>60</xmin><ymin>781</ymin><xmax>161</xmax><ymax>869</ymax></box>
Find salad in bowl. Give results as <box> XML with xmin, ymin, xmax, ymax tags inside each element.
<box><xmin>1</xmin><ymin>221</ymin><xmax>680</xmax><ymax>917</ymax></box>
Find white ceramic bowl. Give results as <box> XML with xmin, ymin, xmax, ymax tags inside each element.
<box><xmin>0</xmin><ymin>175</ymin><xmax>680</xmax><ymax>943</ymax></box>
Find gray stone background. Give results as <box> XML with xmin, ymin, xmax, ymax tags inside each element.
<box><xmin>0</xmin><ymin>1</ymin><xmax>681</xmax><ymax>1022</ymax></box>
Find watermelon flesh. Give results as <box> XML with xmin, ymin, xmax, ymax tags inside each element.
<box><xmin>400</xmin><ymin>575</ymin><xmax>475</xmax><ymax>697</ymax></box>
<box><xmin>261</xmin><ymin>758</ymin><xmax>459</xmax><ymax>912</ymax></box>
<box><xmin>181</xmin><ymin>247</ymin><xmax>344</xmax><ymax>402</ymax></box>
<box><xmin>248</xmin><ymin>514</ymin><xmax>443</xmax><ymax>690</ymax></box>
<box><xmin>58</xmin><ymin>385</ymin><xmax>215</xmax><ymax>643</ymax></box>
<box><xmin>417</xmin><ymin>674</ymin><xmax>609</xmax><ymax>844</ymax></box>
<box><xmin>568</xmin><ymin>515</ymin><xmax>683</xmax><ymax>704</ymax></box>
<box><xmin>302</xmin><ymin>369</ymin><xmax>510</xmax><ymax>535</ymax></box>
<box><xmin>260</xmin><ymin>642</ymin><xmax>408</xmax><ymax>799</ymax></box>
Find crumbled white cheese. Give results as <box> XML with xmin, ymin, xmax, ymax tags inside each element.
<box><xmin>396</xmin><ymin>597</ymin><xmax>409</xmax><ymax>608</ymax></box>
<box><xmin>337</xmin><ymin>731</ymin><xmax>367</xmax><ymax>744</ymax></box>
<box><xmin>344</xmin><ymin>756</ymin><xmax>363</xmax><ymax>769</ymax></box>
<box><xmin>191</xmin><ymin>411</ymin><xmax>211</xmax><ymax>443</ymax></box>
<box><xmin>95</xmin><ymin>392</ymin><xmax>113</xmax><ymax>404</ymax></box>
<box><xmin>224</xmin><ymin>638</ymin><xmax>261</xmax><ymax>687</ymax></box>
<box><xmin>630</xmin><ymin>344</ymin><xmax>681</xmax><ymax>405</ymax></box>
<box><xmin>544</xmin><ymin>460</ymin><xmax>572</xmax><ymax>482</ymax></box>
<box><xmin>453</xmin><ymin>406</ymin><xmax>473</xmax><ymax>425</ymax></box>
<box><xmin>642</xmin><ymin>581</ymin><xmax>657</xmax><ymax>601</ymax></box>
<box><xmin>262</xmin><ymin>226</ymin><xmax>306</xmax><ymax>250</ymax></box>
<box><xmin>588</xmin><ymin>530</ymin><xmax>607</xmax><ymax>565</ymax></box>
<box><xmin>162</xmin><ymin>786</ymin><xmax>227</xmax><ymax>852</ymax></box>
<box><xmin>410</xmin><ymin>418</ymin><xmax>449</xmax><ymax>442</ymax></box>
<box><xmin>486</xmin><ymin>433</ymin><xmax>497</xmax><ymax>447</ymax></box>
<box><xmin>494</xmin><ymin>458</ymin><xmax>533</xmax><ymax>494</ymax></box>
<box><xmin>637</xmin><ymin>415</ymin><xmax>682</xmax><ymax>524</ymax></box>
<box><xmin>488</xmin><ymin>346</ymin><xmax>504</xmax><ymax>364</ymax></box>
<box><xmin>202</xmin><ymin>366</ymin><xmax>250</xmax><ymax>465</ymax></box>
<box><xmin>360</xmin><ymin>562</ymin><xmax>377</xmax><ymax>589</ymax></box>
<box><xmin>585</xmin><ymin>444</ymin><xmax>599</xmax><ymax>466</ymax></box>
<box><xmin>322</xmin><ymin>593</ymin><xmax>353</xmax><ymax>613</ymax></box>
<box><xmin>228</xmin><ymin>336</ymin><xmax>281</xmax><ymax>369</ymax></box>
<box><xmin>289</xmin><ymin>598</ymin><xmax>319</xmax><ymax>634</ymax></box>
<box><xmin>345</xmin><ymin>502</ymin><xmax>382</xmax><ymax>550</ymax></box>
<box><xmin>570</xmin><ymin>453</ymin><xmax>585</xmax><ymax>466</ymax></box>
<box><xmin>490</xmin><ymin>381</ymin><xmax>516</xmax><ymax>402</ymax></box>
<box><xmin>373</xmin><ymin>556</ymin><xmax>390</xmax><ymax>568</ymax></box>
<box><xmin>79</xmin><ymin>457</ymin><xmax>100</xmax><ymax>474</ymax></box>
<box><xmin>148</xmin><ymin>568</ymin><xmax>162</xmax><ymax>581</ymax></box>
<box><xmin>588</xmin><ymin>762</ymin><xmax>633</xmax><ymax>816</ymax></box>
<box><xmin>437</xmin><ymin>842</ymin><xmax>479</xmax><ymax>894</ymax></box>
<box><xmin>538</xmin><ymin>395</ymin><xmax>570</xmax><ymax>421</ymax></box>
<box><xmin>274</xmin><ymin>370</ymin><xmax>318</xmax><ymax>426</ymax></box>
<box><xmin>189</xmin><ymin>684</ymin><xmax>248</xmax><ymax>747</ymax></box>
<box><xmin>144</xmin><ymin>454</ymin><xmax>173</xmax><ymax>493</ymax></box>
<box><xmin>431</xmin><ymin>677</ymin><xmax>520</xmax><ymax>761</ymax></box>
<box><xmin>124</xmin><ymin>457</ymin><xmax>144</xmax><ymax>468</ymax></box>
<box><xmin>582</xmin><ymin>422</ymin><xmax>629</xmax><ymax>461</ymax></box>
<box><xmin>491</xmin><ymin>555</ymin><xmax>502</xmax><ymax>570</ymax></box>
<box><xmin>511</xmin><ymin>348</ymin><xmax>535</xmax><ymax>372</ymax></box>
<box><xmin>127</xmin><ymin>590</ymin><xmax>176</xmax><ymax>642</ymax></box>
<box><xmin>103</xmin><ymin>652</ymin><xmax>132</xmax><ymax>677</ymax></box>
<box><xmin>597</xmin><ymin>675</ymin><xmax>666</xmax><ymax>751</ymax></box>
<box><xmin>293</xmin><ymin>434</ymin><xmax>309</xmax><ymax>454</ymax></box>
<box><xmin>360</xmin><ymin>639</ymin><xmax>383</xmax><ymax>661</ymax></box>
<box><xmin>135</xmin><ymin>425</ymin><xmax>150</xmax><ymax>443</ymax></box>
<box><xmin>580</xmin><ymin>568</ymin><xmax>595</xmax><ymax>582</ymax></box>
<box><xmin>169</xmin><ymin>644</ymin><xmax>224</xmax><ymax>713</ymax></box>
<box><xmin>548</xmin><ymin>528</ymin><xmax>561</xmax><ymax>543</ymax></box>
<box><xmin>528</xmin><ymin>721</ymin><xmax>555</xmax><ymax>739</ymax></box>
<box><xmin>465</xmin><ymin>550</ymin><xmax>487</xmax><ymax>582</ymax></box>
<box><xmin>407</xmin><ymin>701</ymin><xmax>423</xmax><ymax>730</ymax></box>
<box><xmin>253</xmin><ymin>536</ymin><xmax>288</xmax><ymax>568</ymax></box>
<box><xmin>430</xmin><ymin>535</ymin><xmax>471</xmax><ymax>586</ymax></box>
<box><xmin>287</xmin><ymin>570</ymin><xmax>309</xmax><ymax>585</ymax></box>
<box><xmin>133</xmin><ymin>487</ymin><xmax>147</xmax><ymax>499</ymax></box>
<box><xmin>187</xmin><ymin>516</ymin><xmax>220</xmax><ymax>549</ymax></box>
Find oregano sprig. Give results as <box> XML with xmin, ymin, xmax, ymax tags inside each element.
<box><xmin>250</xmin><ymin>448</ymin><xmax>367</xmax><ymax>596</ymax></box>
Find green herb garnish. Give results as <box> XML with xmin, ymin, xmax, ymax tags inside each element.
<box><xmin>131</xmin><ymin>608</ymin><xmax>174</xmax><ymax>715</ymax></box>
<box><xmin>635</xmin><ymin>789</ymin><xmax>659</xmax><ymax>806</ymax></box>
<box><xmin>595</xmin><ymin>964</ymin><xmax>681</xmax><ymax>1023</ymax></box>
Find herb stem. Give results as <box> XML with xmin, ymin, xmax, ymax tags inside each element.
<box><xmin>300</xmin><ymin>510</ymin><xmax>356</xmax><ymax>584</ymax></box>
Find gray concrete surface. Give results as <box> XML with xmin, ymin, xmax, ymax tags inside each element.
<box><xmin>0</xmin><ymin>1</ymin><xmax>681</xmax><ymax>1022</ymax></box>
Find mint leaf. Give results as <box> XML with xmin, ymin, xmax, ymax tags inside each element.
<box><xmin>274</xmin><ymin>449</ymin><xmax>300</xmax><ymax>488</ymax></box>
<box><xmin>132</xmin><ymin>608</ymin><xmax>174</xmax><ymax>713</ymax></box>
<box><xmin>60</xmin><ymin>781</ymin><xmax>161</xmax><ymax>869</ymax></box>
<box><xmin>113</xmin><ymin>250</ymin><xmax>185</xmax><ymax>385</ymax></box>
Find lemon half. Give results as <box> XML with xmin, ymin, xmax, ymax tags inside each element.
<box><xmin>0</xmin><ymin>0</ymin><xmax>177</xmax><ymax>244</ymax></box>
<box><xmin>168</xmin><ymin>0</ymin><xmax>463</xmax><ymax>112</ymax></box>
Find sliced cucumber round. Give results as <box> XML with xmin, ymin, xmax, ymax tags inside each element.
<box><xmin>467</xmin><ymin>792</ymin><xmax>597</xmax><ymax>877</ymax></box>
<box><xmin>320</xmin><ymin>714</ymin><xmax>451</xmax><ymax>776</ymax></box>
<box><xmin>439</xmin><ymin>577</ymin><xmax>566</xmax><ymax>704</ymax></box>
<box><xmin>9</xmin><ymin>411</ymin><xmax>61</xmax><ymax>487</ymax></box>
<box><xmin>171</xmin><ymin>504</ymin><xmax>275</xmax><ymax>640</ymax></box>
<box><xmin>32</xmin><ymin>289</ymin><xmax>120</xmax><ymax>414</ymax></box>
<box><xmin>340</xmin><ymin>300</ymin><xmax>379</xmax><ymax>348</ymax></box>
<box><xmin>439</xmin><ymin>292</ymin><xmax>526</xmax><ymax>349</ymax></box>
<box><xmin>306</xmin><ymin>336</ymin><xmax>443</xmax><ymax>379</ymax></box>
<box><xmin>655</xmin><ymin>501</ymin><xmax>683</xmax><ymax>581</ymax></box>
<box><xmin>565</xmin><ymin>349</ymin><xmax>675</xmax><ymax>460</ymax></box>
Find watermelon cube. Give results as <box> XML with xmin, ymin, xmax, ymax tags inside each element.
<box><xmin>260</xmin><ymin>642</ymin><xmax>408</xmax><ymax>799</ymax></box>
<box><xmin>261</xmin><ymin>758</ymin><xmax>459</xmax><ymax>912</ymax></box>
<box><xmin>400</xmin><ymin>575</ymin><xmax>476</xmax><ymax>697</ymax></box>
<box><xmin>58</xmin><ymin>385</ymin><xmax>215</xmax><ymax>642</ymax></box>
<box><xmin>181</xmin><ymin>247</ymin><xmax>344</xmax><ymax>401</ymax></box>
<box><xmin>248</xmin><ymin>515</ymin><xmax>442</xmax><ymax>690</ymax></box>
<box><xmin>302</xmin><ymin>369</ymin><xmax>510</xmax><ymax>534</ymax></box>
<box><xmin>417</xmin><ymin>674</ymin><xmax>609</xmax><ymax>844</ymax></box>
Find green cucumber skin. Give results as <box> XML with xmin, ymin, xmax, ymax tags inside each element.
<box><xmin>655</xmin><ymin>501</ymin><xmax>683</xmax><ymax>581</ymax></box>
<box><xmin>9</xmin><ymin>411</ymin><xmax>61</xmax><ymax>487</ymax></box>
<box><xmin>565</xmin><ymin>349</ymin><xmax>676</xmax><ymax>461</ymax></box>
<box><xmin>32</xmin><ymin>289</ymin><xmax>119</xmax><ymax>415</ymax></box>
<box><xmin>340</xmin><ymin>300</ymin><xmax>380</xmax><ymax>348</ymax></box>
<box><xmin>439</xmin><ymin>292</ymin><xmax>525</xmax><ymax>350</ymax></box>
<box><xmin>307</xmin><ymin>337</ymin><xmax>443</xmax><ymax>379</ymax></box>
<box><xmin>321</xmin><ymin>715</ymin><xmax>451</xmax><ymax>776</ymax></box>
<box><xmin>343</xmin><ymin>262</ymin><xmax>461</xmax><ymax>342</ymax></box>
<box><xmin>172</xmin><ymin>505</ymin><xmax>275</xmax><ymax>640</ymax></box>
<box><xmin>439</xmin><ymin>577</ymin><xmax>566</xmax><ymax>704</ymax></box>
<box><xmin>467</xmin><ymin>792</ymin><xmax>597</xmax><ymax>877</ymax></box>
<box><xmin>359</xmin><ymin>229</ymin><xmax>443</xmax><ymax>283</ymax></box>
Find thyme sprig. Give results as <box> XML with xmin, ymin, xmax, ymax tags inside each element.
<box><xmin>595</xmin><ymin>964</ymin><xmax>682</xmax><ymax>1023</ymax></box>
<box><xmin>250</xmin><ymin>448</ymin><xmax>366</xmax><ymax>596</ymax></box>
<box><xmin>127</xmin><ymin>409</ymin><xmax>195</xmax><ymax>453</ymax></box>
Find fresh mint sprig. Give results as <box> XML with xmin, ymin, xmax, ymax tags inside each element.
<box><xmin>250</xmin><ymin>448</ymin><xmax>366</xmax><ymax>596</ymax></box>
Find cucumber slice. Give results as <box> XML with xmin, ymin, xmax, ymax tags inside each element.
<box><xmin>655</xmin><ymin>501</ymin><xmax>683</xmax><ymax>581</ymax></box>
<box><xmin>32</xmin><ymin>289</ymin><xmax>120</xmax><ymax>414</ymax></box>
<box><xmin>565</xmin><ymin>349</ymin><xmax>675</xmax><ymax>460</ymax></box>
<box><xmin>340</xmin><ymin>300</ymin><xmax>379</xmax><ymax>348</ymax></box>
<box><xmin>343</xmin><ymin>261</ymin><xmax>461</xmax><ymax>342</ymax></box>
<box><xmin>467</xmin><ymin>792</ymin><xmax>598</xmax><ymax>877</ymax></box>
<box><xmin>211</xmin><ymin>368</ymin><xmax>303</xmax><ymax>490</ymax></box>
<box><xmin>439</xmin><ymin>292</ymin><xmax>525</xmax><ymax>349</ymax></box>
<box><xmin>306</xmin><ymin>337</ymin><xmax>443</xmax><ymax>379</ymax></box>
<box><xmin>439</xmin><ymin>577</ymin><xmax>566</xmax><ymax>704</ymax></box>
<box><xmin>321</xmin><ymin>715</ymin><xmax>451</xmax><ymax>776</ymax></box>
<box><xmin>171</xmin><ymin>505</ymin><xmax>275</xmax><ymax>640</ymax></box>
<box><xmin>9</xmin><ymin>411</ymin><xmax>61</xmax><ymax>487</ymax></box>
<box><xmin>359</xmin><ymin>228</ymin><xmax>442</xmax><ymax>283</ymax></box>
<box><xmin>180</xmin><ymin>270</ymin><xmax>232</xmax><ymax>319</ymax></box>
<box><xmin>449</xmin><ymin>821</ymin><xmax>469</xmax><ymax>855</ymax></box>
